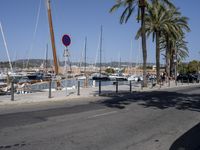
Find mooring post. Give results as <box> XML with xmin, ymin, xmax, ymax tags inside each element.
<box><xmin>77</xmin><ymin>80</ymin><xmax>80</xmax><ymax>96</ymax></box>
<box><xmin>49</xmin><ymin>79</ymin><xmax>52</xmax><ymax>98</ymax></box>
<box><xmin>116</xmin><ymin>81</ymin><xmax>118</xmax><ymax>93</ymax></box>
<box><xmin>11</xmin><ymin>81</ymin><xmax>14</xmax><ymax>101</ymax></box>
<box><xmin>99</xmin><ymin>80</ymin><xmax>101</xmax><ymax>95</ymax></box>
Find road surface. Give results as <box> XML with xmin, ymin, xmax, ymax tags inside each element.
<box><xmin>0</xmin><ymin>85</ymin><xmax>200</xmax><ymax>150</ymax></box>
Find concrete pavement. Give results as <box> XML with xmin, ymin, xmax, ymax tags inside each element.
<box><xmin>0</xmin><ymin>85</ymin><xmax>200</xmax><ymax>149</ymax></box>
<box><xmin>0</xmin><ymin>80</ymin><xmax>199</xmax><ymax>107</ymax></box>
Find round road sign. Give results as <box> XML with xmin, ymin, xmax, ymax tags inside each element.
<box><xmin>62</xmin><ymin>34</ymin><xmax>71</xmax><ymax>47</ymax></box>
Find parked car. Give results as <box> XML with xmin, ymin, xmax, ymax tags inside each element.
<box><xmin>193</xmin><ymin>73</ymin><xmax>200</xmax><ymax>83</ymax></box>
<box><xmin>177</xmin><ymin>74</ymin><xmax>200</xmax><ymax>83</ymax></box>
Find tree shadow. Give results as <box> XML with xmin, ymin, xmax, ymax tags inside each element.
<box><xmin>96</xmin><ymin>87</ymin><xmax>200</xmax><ymax>112</ymax></box>
<box><xmin>169</xmin><ymin>122</ymin><xmax>200</xmax><ymax>150</ymax></box>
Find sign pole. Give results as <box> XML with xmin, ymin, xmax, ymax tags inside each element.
<box><xmin>62</xmin><ymin>34</ymin><xmax>71</xmax><ymax>96</ymax></box>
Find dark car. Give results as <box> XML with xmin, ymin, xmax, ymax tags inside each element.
<box><xmin>177</xmin><ymin>74</ymin><xmax>200</xmax><ymax>83</ymax></box>
<box><xmin>193</xmin><ymin>73</ymin><xmax>200</xmax><ymax>83</ymax></box>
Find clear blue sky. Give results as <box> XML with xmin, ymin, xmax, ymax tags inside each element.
<box><xmin>0</xmin><ymin>0</ymin><xmax>200</xmax><ymax>64</ymax></box>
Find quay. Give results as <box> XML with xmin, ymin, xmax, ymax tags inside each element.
<box><xmin>0</xmin><ymin>80</ymin><xmax>199</xmax><ymax>107</ymax></box>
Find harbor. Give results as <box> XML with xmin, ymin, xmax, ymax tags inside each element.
<box><xmin>1</xmin><ymin>1</ymin><xmax>200</xmax><ymax>150</ymax></box>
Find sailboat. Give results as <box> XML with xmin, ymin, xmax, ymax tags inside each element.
<box><xmin>90</xmin><ymin>26</ymin><xmax>110</xmax><ymax>81</ymax></box>
<box><xmin>127</xmin><ymin>40</ymin><xmax>143</xmax><ymax>82</ymax></box>
<box><xmin>76</xmin><ymin>37</ymin><xmax>87</xmax><ymax>80</ymax></box>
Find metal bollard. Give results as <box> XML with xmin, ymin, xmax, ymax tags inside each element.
<box><xmin>99</xmin><ymin>80</ymin><xmax>101</xmax><ymax>95</ymax></box>
<box><xmin>151</xmin><ymin>79</ymin><xmax>154</xmax><ymax>88</ymax></box>
<box><xmin>49</xmin><ymin>79</ymin><xmax>52</xmax><ymax>98</ymax></box>
<box><xmin>116</xmin><ymin>81</ymin><xmax>118</xmax><ymax>93</ymax></box>
<box><xmin>130</xmin><ymin>81</ymin><xmax>132</xmax><ymax>92</ymax></box>
<box><xmin>141</xmin><ymin>81</ymin><xmax>143</xmax><ymax>90</ymax></box>
<box><xmin>159</xmin><ymin>80</ymin><xmax>162</xmax><ymax>89</ymax></box>
<box><xmin>188</xmin><ymin>79</ymin><xmax>189</xmax><ymax>85</ymax></box>
<box><xmin>167</xmin><ymin>77</ymin><xmax>170</xmax><ymax>87</ymax></box>
<box><xmin>181</xmin><ymin>78</ymin><xmax>183</xmax><ymax>85</ymax></box>
<box><xmin>11</xmin><ymin>81</ymin><xmax>14</xmax><ymax>101</ymax></box>
<box><xmin>77</xmin><ymin>80</ymin><xmax>80</xmax><ymax>95</ymax></box>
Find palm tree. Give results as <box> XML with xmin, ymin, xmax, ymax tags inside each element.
<box><xmin>136</xmin><ymin>1</ymin><xmax>176</xmax><ymax>83</ymax></box>
<box><xmin>164</xmin><ymin>9</ymin><xmax>190</xmax><ymax>77</ymax></box>
<box><xmin>110</xmin><ymin>0</ymin><xmax>148</xmax><ymax>87</ymax></box>
<box><xmin>153</xmin><ymin>6</ymin><xmax>190</xmax><ymax>83</ymax></box>
<box><xmin>110</xmin><ymin>0</ymin><xmax>174</xmax><ymax>87</ymax></box>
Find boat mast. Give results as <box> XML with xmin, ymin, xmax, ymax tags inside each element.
<box><xmin>84</xmin><ymin>37</ymin><xmax>88</xmax><ymax>87</ymax></box>
<box><xmin>84</xmin><ymin>37</ymin><xmax>87</xmax><ymax>75</ymax></box>
<box><xmin>46</xmin><ymin>0</ymin><xmax>59</xmax><ymax>75</ymax></box>
<box><xmin>99</xmin><ymin>26</ymin><xmax>103</xmax><ymax>77</ymax></box>
<box><xmin>45</xmin><ymin>44</ymin><xmax>48</xmax><ymax>73</ymax></box>
<box><xmin>0</xmin><ymin>22</ymin><xmax>13</xmax><ymax>73</ymax></box>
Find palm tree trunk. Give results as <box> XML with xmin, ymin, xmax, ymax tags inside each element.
<box><xmin>140</xmin><ymin>2</ymin><xmax>147</xmax><ymax>87</ymax></box>
<box><xmin>156</xmin><ymin>31</ymin><xmax>160</xmax><ymax>84</ymax></box>
<box><xmin>169</xmin><ymin>48</ymin><xmax>174</xmax><ymax>77</ymax></box>
<box><xmin>165</xmin><ymin>36</ymin><xmax>170</xmax><ymax>85</ymax></box>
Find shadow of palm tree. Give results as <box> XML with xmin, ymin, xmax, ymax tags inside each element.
<box><xmin>97</xmin><ymin>86</ymin><xmax>200</xmax><ymax>112</ymax></box>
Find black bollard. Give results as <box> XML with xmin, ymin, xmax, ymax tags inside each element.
<box><xmin>77</xmin><ymin>80</ymin><xmax>80</xmax><ymax>95</ymax></box>
<box><xmin>159</xmin><ymin>80</ymin><xmax>162</xmax><ymax>89</ymax></box>
<box><xmin>116</xmin><ymin>81</ymin><xmax>118</xmax><ymax>93</ymax></box>
<box><xmin>130</xmin><ymin>81</ymin><xmax>132</xmax><ymax>92</ymax></box>
<box><xmin>188</xmin><ymin>79</ymin><xmax>189</xmax><ymax>85</ymax></box>
<box><xmin>141</xmin><ymin>81</ymin><xmax>143</xmax><ymax>90</ymax></box>
<box><xmin>49</xmin><ymin>79</ymin><xmax>52</xmax><ymax>98</ymax></box>
<box><xmin>99</xmin><ymin>80</ymin><xmax>101</xmax><ymax>95</ymax></box>
<box><xmin>168</xmin><ymin>77</ymin><xmax>170</xmax><ymax>87</ymax></box>
<box><xmin>11</xmin><ymin>81</ymin><xmax>14</xmax><ymax>101</ymax></box>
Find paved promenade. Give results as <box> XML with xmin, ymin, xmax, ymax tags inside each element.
<box><xmin>0</xmin><ymin>82</ymin><xmax>200</xmax><ymax>150</ymax></box>
<box><xmin>0</xmin><ymin>80</ymin><xmax>199</xmax><ymax>106</ymax></box>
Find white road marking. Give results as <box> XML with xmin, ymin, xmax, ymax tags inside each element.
<box><xmin>88</xmin><ymin>111</ymin><xmax>117</xmax><ymax>119</ymax></box>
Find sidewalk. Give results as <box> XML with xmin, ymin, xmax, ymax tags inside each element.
<box><xmin>0</xmin><ymin>80</ymin><xmax>199</xmax><ymax>106</ymax></box>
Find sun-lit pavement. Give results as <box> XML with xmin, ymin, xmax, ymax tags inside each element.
<box><xmin>0</xmin><ymin>84</ymin><xmax>200</xmax><ymax>150</ymax></box>
<box><xmin>0</xmin><ymin>80</ymin><xmax>199</xmax><ymax>106</ymax></box>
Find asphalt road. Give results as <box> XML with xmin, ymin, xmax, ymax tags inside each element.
<box><xmin>0</xmin><ymin>85</ymin><xmax>200</xmax><ymax>150</ymax></box>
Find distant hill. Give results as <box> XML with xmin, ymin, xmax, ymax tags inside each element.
<box><xmin>0</xmin><ymin>59</ymin><xmax>158</xmax><ymax>69</ymax></box>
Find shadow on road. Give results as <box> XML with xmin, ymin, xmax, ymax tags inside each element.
<box><xmin>169</xmin><ymin>122</ymin><xmax>200</xmax><ymax>150</ymax></box>
<box><xmin>97</xmin><ymin>86</ymin><xmax>200</xmax><ymax>112</ymax></box>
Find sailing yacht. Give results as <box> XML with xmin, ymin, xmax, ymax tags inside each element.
<box><xmin>127</xmin><ymin>39</ymin><xmax>143</xmax><ymax>82</ymax></box>
<box><xmin>76</xmin><ymin>37</ymin><xmax>87</xmax><ymax>80</ymax></box>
